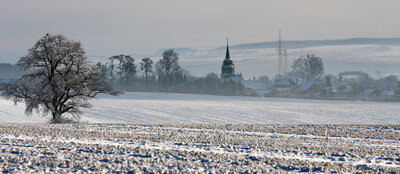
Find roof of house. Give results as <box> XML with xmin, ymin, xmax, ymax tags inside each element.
<box><xmin>299</xmin><ymin>81</ymin><xmax>316</xmax><ymax>91</ymax></box>
<box><xmin>274</xmin><ymin>79</ymin><xmax>291</xmax><ymax>87</ymax></box>
<box><xmin>338</xmin><ymin>83</ymin><xmax>353</xmax><ymax>92</ymax></box>
<box><xmin>253</xmin><ymin>89</ymin><xmax>270</xmax><ymax>95</ymax></box>
<box><xmin>363</xmin><ymin>88</ymin><xmax>379</xmax><ymax>95</ymax></box>
<box><xmin>218</xmin><ymin>76</ymin><xmax>242</xmax><ymax>84</ymax></box>
<box><xmin>242</xmin><ymin>80</ymin><xmax>274</xmax><ymax>90</ymax></box>
<box><xmin>380</xmin><ymin>89</ymin><xmax>395</xmax><ymax>96</ymax></box>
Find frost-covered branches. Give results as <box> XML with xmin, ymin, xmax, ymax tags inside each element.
<box><xmin>291</xmin><ymin>54</ymin><xmax>324</xmax><ymax>83</ymax></box>
<box><xmin>156</xmin><ymin>49</ymin><xmax>181</xmax><ymax>81</ymax></box>
<box><xmin>140</xmin><ymin>57</ymin><xmax>154</xmax><ymax>81</ymax></box>
<box><xmin>116</xmin><ymin>55</ymin><xmax>137</xmax><ymax>82</ymax></box>
<box><xmin>0</xmin><ymin>34</ymin><xmax>117</xmax><ymax>123</ymax></box>
<box><xmin>107</xmin><ymin>55</ymin><xmax>137</xmax><ymax>81</ymax></box>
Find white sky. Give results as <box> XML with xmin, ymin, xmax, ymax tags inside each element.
<box><xmin>0</xmin><ymin>0</ymin><xmax>399</xmax><ymax>60</ymax></box>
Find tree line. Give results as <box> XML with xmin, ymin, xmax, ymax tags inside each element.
<box><xmin>0</xmin><ymin>34</ymin><xmax>245</xmax><ymax>123</ymax></box>
<box><xmin>271</xmin><ymin>54</ymin><xmax>400</xmax><ymax>100</ymax></box>
<box><xmin>96</xmin><ymin>50</ymin><xmax>245</xmax><ymax>95</ymax></box>
<box><xmin>1</xmin><ymin>34</ymin><xmax>398</xmax><ymax>123</ymax></box>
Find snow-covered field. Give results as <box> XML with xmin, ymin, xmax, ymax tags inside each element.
<box><xmin>1</xmin><ymin>92</ymin><xmax>400</xmax><ymax>172</ymax></box>
<box><xmin>0</xmin><ymin>124</ymin><xmax>399</xmax><ymax>173</ymax></box>
<box><xmin>1</xmin><ymin>92</ymin><xmax>400</xmax><ymax>124</ymax></box>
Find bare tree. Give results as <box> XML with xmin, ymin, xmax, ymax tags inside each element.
<box><xmin>140</xmin><ymin>57</ymin><xmax>154</xmax><ymax>91</ymax></box>
<box><xmin>107</xmin><ymin>54</ymin><xmax>137</xmax><ymax>84</ymax></box>
<box><xmin>155</xmin><ymin>49</ymin><xmax>182</xmax><ymax>92</ymax></box>
<box><xmin>119</xmin><ymin>55</ymin><xmax>136</xmax><ymax>82</ymax></box>
<box><xmin>397</xmin><ymin>82</ymin><xmax>400</xmax><ymax>96</ymax></box>
<box><xmin>156</xmin><ymin>49</ymin><xmax>180</xmax><ymax>81</ymax></box>
<box><xmin>0</xmin><ymin>34</ymin><xmax>117</xmax><ymax>123</ymax></box>
<box><xmin>291</xmin><ymin>54</ymin><xmax>324</xmax><ymax>83</ymax></box>
<box><xmin>108</xmin><ymin>56</ymin><xmax>116</xmax><ymax>81</ymax></box>
<box><xmin>96</xmin><ymin>62</ymin><xmax>109</xmax><ymax>80</ymax></box>
<box><xmin>258</xmin><ymin>75</ymin><xmax>269</xmax><ymax>82</ymax></box>
<box><xmin>140</xmin><ymin>57</ymin><xmax>153</xmax><ymax>81</ymax></box>
<box><xmin>375</xmin><ymin>75</ymin><xmax>398</xmax><ymax>91</ymax></box>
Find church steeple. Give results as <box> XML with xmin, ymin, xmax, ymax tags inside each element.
<box><xmin>225</xmin><ymin>37</ymin><xmax>230</xmax><ymax>59</ymax></box>
<box><xmin>223</xmin><ymin>37</ymin><xmax>233</xmax><ymax>66</ymax></box>
<box><xmin>221</xmin><ymin>37</ymin><xmax>235</xmax><ymax>78</ymax></box>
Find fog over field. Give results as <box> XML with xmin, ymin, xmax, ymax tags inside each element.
<box><xmin>174</xmin><ymin>44</ymin><xmax>400</xmax><ymax>79</ymax></box>
<box><xmin>2</xmin><ymin>44</ymin><xmax>400</xmax><ymax>80</ymax></box>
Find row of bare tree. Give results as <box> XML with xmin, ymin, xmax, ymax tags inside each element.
<box><xmin>0</xmin><ymin>34</ymin><xmax>245</xmax><ymax>123</ymax></box>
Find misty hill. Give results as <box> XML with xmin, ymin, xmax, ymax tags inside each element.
<box><xmin>214</xmin><ymin>38</ymin><xmax>400</xmax><ymax>50</ymax></box>
<box><xmin>160</xmin><ymin>38</ymin><xmax>400</xmax><ymax>79</ymax></box>
<box><xmin>153</xmin><ymin>48</ymin><xmax>198</xmax><ymax>56</ymax></box>
<box><xmin>0</xmin><ymin>63</ymin><xmax>23</xmax><ymax>79</ymax></box>
<box><xmin>152</xmin><ymin>37</ymin><xmax>400</xmax><ymax>56</ymax></box>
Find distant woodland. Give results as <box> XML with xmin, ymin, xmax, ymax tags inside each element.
<box><xmin>0</xmin><ymin>63</ymin><xmax>22</xmax><ymax>79</ymax></box>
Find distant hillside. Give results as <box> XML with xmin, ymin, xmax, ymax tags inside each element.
<box><xmin>215</xmin><ymin>38</ymin><xmax>400</xmax><ymax>50</ymax></box>
<box><xmin>153</xmin><ymin>48</ymin><xmax>198</xmax><ymax>56</ymax></box>
<box><xmin>0</xmin><ymin>63</ymin><xmax>23</xmax><ymax>79</ymax></box>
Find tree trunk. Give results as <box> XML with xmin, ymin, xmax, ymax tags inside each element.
<box><xmin>52</xmin><ymin>112</ymin><xmax>62</xmax><ymax>124</ymax></box>
<box><xmin>145</xmin><ymin>80</ymin><xmax>149</xmax><ymax>92</ymax></box>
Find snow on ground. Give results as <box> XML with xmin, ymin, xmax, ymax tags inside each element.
<box><xmin>0</xmin><ymin>96</ymin><xmax>45</xmax><ymax>123</ymax></box>
<box><xmin>1</xmin><ymin>92</ymin><xmax>399</xmax><ymax>124</ymax></box>
<box><xmin>1</xmin><ymin>92</ymin><xmax>399</xmax><ymax>172</ymax></box>
<box><xmin>0</xmin><ymin>124</ymin><xmax>399</xmax><ymax>173</ymax></box>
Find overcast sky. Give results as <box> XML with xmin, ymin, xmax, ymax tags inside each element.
<box><xmin>1</xmin><ymin>0</ymin><xmax>399</xmax><ymax>61</ymax></box>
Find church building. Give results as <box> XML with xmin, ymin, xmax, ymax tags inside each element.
<box><xmin>221</xmin><ymin>39</ymin><xmax>242</xmax><ymax>79</ymax></box>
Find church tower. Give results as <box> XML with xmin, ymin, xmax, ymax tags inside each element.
<box><xmin>221</xmin><ymin>38</ymin><xmax>236</xmax><ymax>78</ymax></box>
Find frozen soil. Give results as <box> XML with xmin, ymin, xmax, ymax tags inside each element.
<box><xmin>0</xmin><ymin>124</ymin><xmax>399</xmax><ymax>173</ymax></box>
